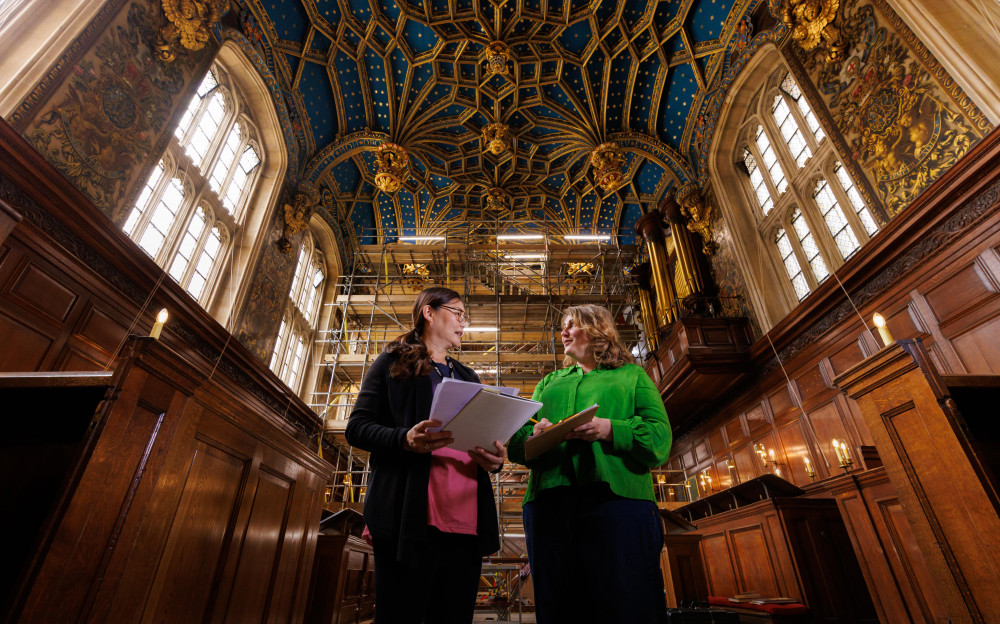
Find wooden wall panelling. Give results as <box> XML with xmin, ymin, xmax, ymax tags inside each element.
<box><xmin>17</xmin><ymin>339</ymin><xmax>202</xmax><ymax>623</ymax></box>
<box><xmin>775</xmin><ymin>499</ymin><xmax>878</xmax><ymax>623</ymax></box>
<box><xmin>835</xmin><ymin>341</ymin><xmax>1000</xmax><ymax>623</ymax></box>
<box><xmin>832</xmin><ymin>469</ymin><xmax>950</xmax><ymax>624</ymax></box>
<box><xmin>699</xmin><ymin>531</ymin><xmax>739</xmax><ymax>597</ymax></box>
<box><xmin>731</xmin><ymin>446</ymin><xmax>753</xmax><ymax>486</ymax></box>
<box><xmin>724</xmin><ymin>415</ymin><xmax>746</xmax><ymax>448</ymax></box>
<box><xmin>0</xmin><ymin>199</ymin><xmax>21</xmax><ymax>246</ymax></box>
<box><xmin>729</xmin><ymin>523</ymin><xmax>784</xmax><ymax>598</ymax></box>
<box><xmin>774</xmin><ymin>419</ymin><xmax>809</xmax><ymax>486</ymax></box>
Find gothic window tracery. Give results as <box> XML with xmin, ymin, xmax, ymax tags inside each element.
<box><xmin>123</xmin><ymin>63</ymin><xmax>262</xmax><ymax>306</ymax></box>
<box><xmin>271</xmin><ymin>234</ymin><xmax>326</xmax><ymax>392</ymax></box>
<box><xmin>730</xmin><ymin>65</ymin><xmax>879</xmax><ymax>305</ymax></box>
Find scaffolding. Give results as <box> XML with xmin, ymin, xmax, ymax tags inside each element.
<box><xmin>311</xmin><ymin>220</ymin><xmax>655</xmax><ymax>556</ymax></box>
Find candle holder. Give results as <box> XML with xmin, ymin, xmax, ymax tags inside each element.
<box><xmin>804</xmin><ymin>456</ymin><xmax>817</xmax><ymax>481</ymax></box>
<box><xmin>832</xmin><ymin>439</ymin><xmax>854</xmax><ymax>473</ymax></box>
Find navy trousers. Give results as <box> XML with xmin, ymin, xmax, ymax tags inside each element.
<box><xmin>523</xmin><ymin>485</ymin><xmax>667</xmax><ymax>624</ymax></box>
<box><xmin>372</xmin><ymin>528</ymin><xmax>481</xmax><ymax>624</ymax></box>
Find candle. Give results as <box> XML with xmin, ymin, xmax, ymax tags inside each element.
<box><xmin>873</xmin><ymin>313</ymin><xmax>894</xmax><ymax>347</ymax></box>
<box><xmin>804</xmin><ymin>456</ymin><xmax>815</xmax><ymax>476</ymax></box>
<box><xmin>839</xmin><ymin>441</ymin><xmax>852</xmax><ymax>464</ymax></box>
<box><xmin>768</xmin><ymin>449</ymin><xmax>777</xmax><ymax>463</ymax></box>
<box><xmin>149</xmin><ymin>308</ymin><xmax>168</xmax><ymax>339</ymax></box>
<box><xmin>832</xmin><ymin>439</ymin><xmax>845</xmax><ymax>465</ymax></box>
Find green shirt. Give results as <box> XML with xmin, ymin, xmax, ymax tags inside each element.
<box><xmin>508</xmin><ymin>363</ymin><xmax>672</xmax><ymax>504</ymax></box>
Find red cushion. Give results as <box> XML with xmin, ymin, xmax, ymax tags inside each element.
<box><xmin>708</xmin><ymin>596</ymin><xmax>810</xmax><ymax>615</ymax></box>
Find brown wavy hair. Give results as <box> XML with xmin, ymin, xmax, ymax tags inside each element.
<box><xmin>561</xmin><ymin>304</ymin><xmax>632</xmax><ymax>369</ymax></box>
<box><xmin>385</xmin><ymin>286</ymin><xmax>464</xmax><ymax>379</ymax></box>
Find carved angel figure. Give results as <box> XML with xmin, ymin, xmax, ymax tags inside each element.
<box><xmin>156</xmin><ymin>0</ymin><xmax>227</xmax><ymax>62</ymax></box>
<box><xmin>778</xmin><ymin>0</ymin><xmax>845</xmax><ymax>63</ymax></box>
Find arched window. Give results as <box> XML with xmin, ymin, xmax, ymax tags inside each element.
<box><xmin>728</xmin><ymin>64</ymin><xmax>879</xmax><ymax>304</ymax></box>
<box><xmin>271</xmin><ymin>233</ymin><xmax>326</xmax><ymax>393</ymax></box>
<box><xmin>123</xmin><ymin>64</ymin><xmax>261</xmax><ymax>306</ymax></box>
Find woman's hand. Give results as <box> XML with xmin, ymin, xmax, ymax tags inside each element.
<box><xmin>565</xmin><ymin>416</ymin><xmax>613</xmax><ymax>442</ymax></box>
<box><xmin>532</xmin><ymin>418</ymin><xmax>553</xmax><ymax>435</ymax></box>
<box><xmin>470</xmin><ymin>440</ymin><xmax>507</xmax><ymax>472</ymax></box>
<box><xmin>405</xmin><ymin>419</ymin><xmax>454</xmax><ymax>453</ymax></box>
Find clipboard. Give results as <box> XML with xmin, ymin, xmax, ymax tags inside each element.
<box><xmin>523</xmin><ymin>404</ymin><xmax>599</xmax><ymax>461</ymax></box>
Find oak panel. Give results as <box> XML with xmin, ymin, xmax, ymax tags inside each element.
<box><xmin>142</xmin><ymin>438</ymin><xmax>250</xmax><ymax>623</ymax></box>
<box><xmin>951</xmin><ymin>314</ymin><xmax>1000</xmax><ymax>374</ymax></box>
<box><xmin>6</xmin><ymin>261</ymin><xmax>77</xmax><ymax>324</ymax></box>
<box><xmin>730</xmin><ymin>525</ymin><xmax>781</xmax><ymax>598</ymax></box>
<box><xmin>922</xmin><ymin>262</ymin><xmax>993</xmax><ymax>324</ymax></box>
<box><xmin>700</xmin><ymin>533</ymin><xmax>738</xmax><ymax>597</ymax></box>
<box><xmin>223</xmin><ymin>468</ymin><xmax>294</xmax><ymax>624</ymax></box>
<box><xmin>0</xmin><ymin>311</ymin><xmax>50</xmax><ymax>371</ymax></box>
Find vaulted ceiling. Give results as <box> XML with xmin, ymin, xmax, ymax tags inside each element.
<box><xmin>237</xmin><ymin>0</ymin><xmax>765</xmax><ymax>248</ymax></box>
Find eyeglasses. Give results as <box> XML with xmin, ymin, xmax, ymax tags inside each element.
<box><xmin>439</xmin><ymin>305</ymin><xmax>471</xmax><ymax>327</ymax></box>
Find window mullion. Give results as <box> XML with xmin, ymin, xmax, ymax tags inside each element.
<box><xmin>785</xmin><ymin>92</ymin><xmax>821</xmax><ymax>153</ymax></box>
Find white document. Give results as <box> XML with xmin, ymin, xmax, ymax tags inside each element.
<box><xmin>427</xmin><ymin>378</ymin><xmax>542</xmax><ymax>452</ymax></box>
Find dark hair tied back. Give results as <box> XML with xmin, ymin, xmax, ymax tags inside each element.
<box><xmin>385</xmin><ymin>286</ymin><xmax>463</xmax><ymax>378</ymax></box>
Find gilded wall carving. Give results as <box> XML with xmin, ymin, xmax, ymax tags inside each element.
<box><xmin>11</xmin><ymin>0</ymin><xmax>211</xmax><ymax>218</ymax></box>
<box><xmin>791</xmin><ymin>0</ymin><xmax>992</xmax><ymax>216</ymax></box>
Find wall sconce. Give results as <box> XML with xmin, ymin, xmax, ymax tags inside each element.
<box><xmin>726</xmin><ymin>459</ymin><xmax>739</xmax><ymax>485</ymax></box>
<box><xmin>755</xmin><ymin>443</ymin><xmax>784</xmax><ymax>475</ymax></box>
<box><xmin>832</xmin><ymin>439</ymin><xmax>854</xmax><ymax>472</ymax></box>
<box><xmin>804</xmin><ymin>456</ymin><xmax>817</xmax><ymax>480</ymax></box>
<box><xmin>699</xmin><ymin>469</ymin><xmax>715</xmax><ymax>493</ymax></box>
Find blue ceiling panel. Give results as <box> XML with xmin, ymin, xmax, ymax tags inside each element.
<box><xmin>634</xmin><ymin>159</ymin><xmax>665</xmax><ymax>196</ymax></box>
<box><xmin>596</xmin><ymin>194</ymin><xmax>619</xmax><ymax>232</ymax></box>
<box><xmin>629</xmin><ymin>54</ymin><xmax>659</xmax><ymax>130</ymax></box>
<box><xmin>618</xmin><ymin>202</ymin><xmax>642</xmax><ymax>245</ymax></box>
<box><xmin>346</xmin><ymin>0</ymin><xmax>373</xmax><ymax>23</ymax></box>
<box><xmin>658</xmin><ymin>63</ymin><xmax>697</xmax><ymax>148</ymax></box>
<box><xmin>401</xmin><ymin>19</ymin><xmax>437</xmax><ymax>56</ymax></box>
<box><xmin>376</xmin><ymin>193</ymin><xmax>398</xmax><ymax>239</ymax></box>
<box><xmin>333</xmin><ymin>50</ymin><xmax>365</xmax><ymax>134</ymax></box>
<box><xmin>314</xmin><ymin>0</ymin><xmax>341</xmax><ymax>27</ymax></box>
<box><xmin>652</xmin><ymin>0</ymin><xmax>684</xmax><ymax>29</ymax></box>
<box><xmin>690</xmin><ymin>0</ymin><xmax>729</xmax><ymax>42</ymax></box>
<box><xmin>268</xmin><ymin>0</ymin><xmax>309</xmax><ymax>42</ymax></box>
<box><xmin>364</xmin><ymin>50</ymin><xmax>392</xmax><ymax>133</ymax></box>
<box><xmin>558</xmin><ymin>20</ymin><xmax>593</xmax><ymax>57</ymax></box>
<box><xmin>300</xmin><ymin>62</ymin><xmax>337</xmax><ymax>146</ymax></box>
<box><xmin>333</xmin><ymin>159</ymin><xmax>361</xmax><ymax>195</ymax></box>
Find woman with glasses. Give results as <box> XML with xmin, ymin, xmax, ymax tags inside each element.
<box><xmin>508</xmin><ymin>304</ymin><xmax>672</xmax><ymax>624</ymax></box>
<box><xmin>346</xmin><ymin>286</ymin><xmax>507</xmax><ymax>624</ymax></box>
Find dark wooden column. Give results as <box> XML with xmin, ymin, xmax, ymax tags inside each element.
<box><xmin>834</xmin><ymin>339</ymin><xmax>1000</xmax><ymax>624</ymax></box>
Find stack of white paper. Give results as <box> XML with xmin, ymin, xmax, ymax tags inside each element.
<box><xmin>427</xmin><ymin>378</ymin><xmax>542</xmax><ymax>453</ymax></box>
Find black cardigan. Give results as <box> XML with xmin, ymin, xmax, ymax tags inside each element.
<box><xmin>344</xmin><ymin>350</ymin><xmax>501</xmax><ymax>564</ymax></box>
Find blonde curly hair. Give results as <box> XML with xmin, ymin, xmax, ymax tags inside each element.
<box><xmin>561</xmin><ymin>304</ymin><xmax>632</xmax><ymax>369</ymax></box>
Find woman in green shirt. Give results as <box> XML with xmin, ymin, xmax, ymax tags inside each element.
<box><xmin>508</xmin><ymin>304</ymin><xmax>672</xmax><ymax>624</ymax></box>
